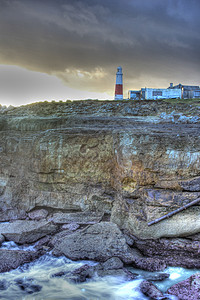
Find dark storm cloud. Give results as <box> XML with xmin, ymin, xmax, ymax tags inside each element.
<box><xmin>0</xmin><ymin>0</ymin><xmax>199</xmax><ymax>94</ymax></box>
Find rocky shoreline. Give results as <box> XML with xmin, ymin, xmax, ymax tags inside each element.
<box><xmin>0</xmin><ymin>210</ymin><xmax>200</xmax><ymax>299</ymax></box>
<box><xmin>1</xmin><ymin>99</ymin><xmax>200</xmax><ymax>299</ymax></box>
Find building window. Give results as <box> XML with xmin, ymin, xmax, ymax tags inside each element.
<box><xmin>153</xmin><ymin>91</ymin><xmax>162</xmax><ymax>96</ymax></box>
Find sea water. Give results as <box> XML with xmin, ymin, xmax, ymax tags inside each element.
<box><xmin>0</xmin><ymin>242</ymin><xmax>197</xmax><ymax>299</ymax></box>
<box><xmin>0</xmin><ymin>252</ymin><xmax>147</xmax><ymax>300</ymax></box>
<box><xmin>129</xmin><ymin>266</ymin><xmax>200</xmax><ymax>293</ymax></box>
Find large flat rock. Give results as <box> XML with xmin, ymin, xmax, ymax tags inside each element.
<box><xmin>0</xmin><ymin>220</ymin><xmax>57</xmax><ymax>244</ymax></box>
<box><xmin>120</xmin><ymin>206</ymin><xmax>200</xmax><ymax>239</ymax></box>
<box><xmin>53</xmin><ymin>222</ymin><xmax>141</xmax><ymax>263</ymax></box>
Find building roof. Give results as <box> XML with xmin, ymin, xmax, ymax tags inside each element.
<box><xmin>170</xmin><ymin>84</ymin><xmax>199</xmax><ymax>90</ymax></box>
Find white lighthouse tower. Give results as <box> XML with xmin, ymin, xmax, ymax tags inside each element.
<box><xmin>115</xmin><ymin>66</ymin><xmax>123</xmax><ymax>100</ymax></box>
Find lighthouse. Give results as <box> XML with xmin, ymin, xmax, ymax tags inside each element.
<box><xmin>115</xmin><ymin>66</ymin><xmax>123</xmax><ymax>100</ymax></box>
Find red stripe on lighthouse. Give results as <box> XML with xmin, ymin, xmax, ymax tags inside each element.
<box><xmin>115</xmin><ymin>84</ymin><xmax>123</xmax><ymax>95</ymax></box>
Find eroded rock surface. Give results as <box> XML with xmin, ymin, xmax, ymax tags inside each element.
<box><xmin>134</xmin><ymin>237</ymin><xmax>200</xmax><ymax>268</ymax></box>
<box><xmin>52</xmin><ymin>222</ymin><xmax>142</xmax><ymax>263</ymax></box>
<box><xmin>133</xmin><ymin>257</ymin><xmax>167</xmax><ymax>272</ymax></box>
<box><xmin>167</xmin><ymin>273</ymin><xmax>200</xmax><ymax>300</ymax></box>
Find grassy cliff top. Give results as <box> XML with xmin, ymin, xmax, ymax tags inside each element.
<box><xmin>0</xmin><ymin>98</ymin><xmax>200</xmax><ymax>117</ymax></box>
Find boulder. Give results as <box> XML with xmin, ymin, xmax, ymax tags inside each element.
<box><xmin>52</xmin><ymin>222</ymin><xmax>142</xmax><ymax>263</ymax></box>
<box><xmin>0</xmin><ymin>220</ymin><xmax>57</xmax><ymax>244</ymax></box>
<box><xmin>167</xmin><ymin>273</ymin><xmax>200</xmax><ymax>300</ymax></box>
<box><xmin>140</xmin><ymin>280</ymin><xmax>165</xmax><ymax>299</ymax></box>
<box><xmin>69</xmin><ymin>258</ymin><xmax>136</xmax><ymax>283</ymax></box>
<box><xmin>95</xmin><ymin>258</ymin><xmax>136</xmax><ymax>279</ymax></box>
<box><xmin>71</xmin><ymin>264</ymin><xmax>94</xmax><ymax>283</ymax></box>
<box><xmin>0</xmin><ymin>249</ymin><xmax>42</xmax><ymax>272</ymax></box>
<box><xmin>50</xmin><ymin>211</ymin><xmax>103</xmax><ymax>224</ymax></box>
<box><xmin>28</xmin><ymin>209</ymin><xmax>48</xmax><ymax>220</ymax></box>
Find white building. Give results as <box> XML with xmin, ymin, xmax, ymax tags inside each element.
<box><xmin>128</xmin><ymin>82</ymin><xmax>200</xmax><ymax>100</ymax></box>
<box><xmin>128</xmin><ymin>87</ymin><xmax>182</xmax><ymax>100</ymax></box>
<box><xmin>144</xmin><ymin>88</ymin><xmax>182</xmax><ymax>100</ymax></box>
<box><xmin>169</xmin><ymin>83</ymin><xmax>200</xmax><ymax>99</ymax></box>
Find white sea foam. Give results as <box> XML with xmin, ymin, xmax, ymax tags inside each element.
<box><xmin>0</xmin><ymin>249</ymin><xmax>197</xmax><ymax>299</ymax></box>
<box><xmin>0</xmin><ymin>253</ymin><xmax>148</xmax><ymax>299</ymax></box>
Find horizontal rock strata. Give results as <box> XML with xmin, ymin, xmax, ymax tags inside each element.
<box><xmin>0</xmin><ymin>220</ymin><xmax>57</xmax><ymax>244</ymax></box>
<box><xmin>0</xmin><ymin>100</ymin><xmax>200</xmax><ymax>271</ymax></box>
<box><xmin>49</xmin><ymin>211</ymin><xmax>104</xmax><ymax>224</ymax></box>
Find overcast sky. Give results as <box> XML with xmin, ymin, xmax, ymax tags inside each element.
<box><xmin>0</xmin><ymin>0</ymin><xmax>199</xmax><ymax>106</ymax></box>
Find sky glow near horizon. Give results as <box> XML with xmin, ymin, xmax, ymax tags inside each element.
<box><xmin>0</xmin><ymin>65</ymin><xmax>111</xmax><ymax>106</ymax></box>
<box><xmin>0</xmin><ymin>0</ymin><xmax>199</xmax><ymax>106</ymax></box>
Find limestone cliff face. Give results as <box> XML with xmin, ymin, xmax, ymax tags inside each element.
<box><xmin>112</xmin><ymin>129</ymin><xmax>200</xmax><ymax>239</ymax></box>
<box><xmin>0</xmin><ymin>100</ymin><xmax>200</xmax><ymax>239</ymax></box>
